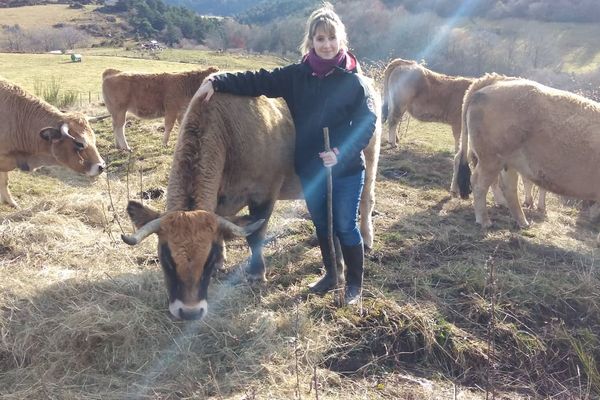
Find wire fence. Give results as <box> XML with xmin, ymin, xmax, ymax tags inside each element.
<box><xmin>76</xmin><ymin>91</ymin><xmax>103</xmax><ymax>105</ymax></box>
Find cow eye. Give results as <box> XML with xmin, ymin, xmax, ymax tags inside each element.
<box><xmin>74</xmin><ymin>141</ymin><xmax>85</xmax><ymax>151</ymax></box>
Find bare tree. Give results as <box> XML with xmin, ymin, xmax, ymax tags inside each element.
<box><xmin>59</xmin><ymin>26</ymin><xmax>90</xmax><ymax>50</ymax></box>
<box><xmin>2</xmin><ymin>24</ymin><xmax>26</xmax><ymax>52</ymax></box>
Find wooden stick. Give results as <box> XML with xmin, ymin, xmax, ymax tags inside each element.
<box><xmin>323</xmin><ymin>127</ymin><xmax>343</xmax><ymax>306</ymax></box>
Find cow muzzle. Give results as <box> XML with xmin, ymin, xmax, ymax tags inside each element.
<box><xmin>169</xmin><ymin>299</ymin><xmax>208</xmax><ymax>320</ymax></box>
<box><xmin>87</xmin><ymin>161</ymin><xmax>106</xmax><ymax>177</ymax></box>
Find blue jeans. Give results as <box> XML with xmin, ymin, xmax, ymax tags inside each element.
<box><xmin>300</xmin><ymin>170</ymin><xmax>365</xmax><ymax>246</ymax></box>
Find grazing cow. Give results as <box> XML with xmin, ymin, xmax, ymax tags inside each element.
<box><xmin>453</xmin><ymin>73</ymin><xmax>600</xmax><ymax>229</ymax></box>
<box><xmin>382</xmin><ymin>58</ymin><xmax>473</xmax><ymax>151</ymax></box>
<box><xmin>121</xmin><ymin>84</ymin><xmax>382</xmax><ymax>320</ymax></box>
<box><xmin>102</xmin><ymin>66</ymin><xmax>219</xmax><ymax>151</ymax></box>
<box><xmin>0</xmin><ymin>77</ymin><xmax>105</xmax><ymax>207</ymax></box>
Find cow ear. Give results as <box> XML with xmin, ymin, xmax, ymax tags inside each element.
<box><xmin>126</xmin><ymin>200</ymin><xmax>161</xmax><ymax>229</ymax></box>
<box><xmin>39</xmin><ymin>127</ymin><xmax>62</xmax><ymax>142</ymax></box>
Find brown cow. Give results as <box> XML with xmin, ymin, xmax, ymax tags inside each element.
<box><xmin>102</xmin><ymin>66</ymin><xmax>219</xmax><ymax>151</ymax></box>
<box><xmin>0</xmin><ymin>77</ymin><xmax>105</xmax><ymax>207</ymax></box>
<box><xmin>121</xmin><ymin>81</ymin><xmax>381</xmax><ymax>320</ymax></box>
<box><xmin>453</xmin><ymin>73</ymin><xmax>600</xmax><ymax>229</ymax></box>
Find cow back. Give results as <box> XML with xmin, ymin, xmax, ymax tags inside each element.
<box><xmin>167</xmin><ymin>93</ymin><xmax>300</xmax><ymax>214</ymax></box>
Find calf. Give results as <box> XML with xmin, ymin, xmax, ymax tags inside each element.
<box><xmin>0</xmin><ymin>77</ymin><xmax>105</xmax><ymax>207</ymax></box>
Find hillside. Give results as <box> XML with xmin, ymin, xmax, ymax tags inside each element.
<box><xmin>161</xmin><ymin>0</ymin><xmax>261</xmax><ymax>16</ymax></box>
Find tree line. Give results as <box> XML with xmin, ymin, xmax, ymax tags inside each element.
<box><xmin>100</xmin><ymin>0</ymin><xmax>220</xmax><ymax>45</ymax></box>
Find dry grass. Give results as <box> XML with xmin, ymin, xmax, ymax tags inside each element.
<box><xmin>1</xmin><ymin>61</ymin><xmax>599</xmax><ymax>399</ymax></box>
<box><xmin>0</xmin><ymin>4</ymin><xmax>100</xmax><ymax>31</ymax></box>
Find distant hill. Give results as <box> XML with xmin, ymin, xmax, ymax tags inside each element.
<box><xmin>161</xmin><ymin>0</ymin><xmax>262</xmax><ymax>16</ymax></box>
<box><xmin>161</xmin><ymin>0</ymin><xmax>316</xmax><ymax>23</ymax></box>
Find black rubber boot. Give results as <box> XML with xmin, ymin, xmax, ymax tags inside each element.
<box><xmin>308</xmin><ymin>231</ymin><xmax>337</xmax><ymax>294</ymax></box>
<box><xmin>341</xmin><ymin>242</ymin><xmax>364</xmax><ymax>305</ymax></box>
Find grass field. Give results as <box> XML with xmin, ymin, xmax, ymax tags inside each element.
<box><xmin>0</xmin><ymin>51</ymin><xmax>286</xmax><ymax>99</ymax></box>
<box><xmin>1</xmin><ymin>50</ymin><xmax>599</xmax><ymax>399</ymax></box>
<box><xmin>0</xmin><ymin>4</ymin><xmax>100</xmax><ymax>31</ymax></box>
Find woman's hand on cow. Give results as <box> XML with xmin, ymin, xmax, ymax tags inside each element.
<box><xmin>198</xmin><ymin>79</ymin><xmax>215</xmax><ymax>102</ymax></box>
<box><xmin>319</xmin><ymin>147</ymin><xmax>339</xmax><ymax>168</ymax></box>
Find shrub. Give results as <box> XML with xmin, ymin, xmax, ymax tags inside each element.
<box><xmin>34</xmin><ymin>78</ymin><xmax>78</xmax><ymax>109</ymax></box>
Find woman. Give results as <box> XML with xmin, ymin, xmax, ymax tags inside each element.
<box><xmin>195</xmin><ymin>2</ymin><xmax>378</xmax><ymax>305</ymax></box>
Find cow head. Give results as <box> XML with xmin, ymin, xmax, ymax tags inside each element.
<box><xmin>122</xmin><ymin>200</ymin><xmax>264</xmax><ymax>321</ymax></box>
<box><xmin>40</xmin><ymin>114</ymin><xmax>105</xmax><ymax>177</ymax></box>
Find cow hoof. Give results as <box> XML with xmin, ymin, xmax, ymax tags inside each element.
<box><xmin>476</xmin><ymin>220</ymin><xmax>492</xmax><ymax>229</ymax></box>
<box><xmin>246</xmin><ymin>272</ymin><xmax>267</xmax><ymax>283</ymax></box>
<box><xmin>1</xmin><ymin>199</ymin><xmax>19</xmax><ymax>208</ymax></box>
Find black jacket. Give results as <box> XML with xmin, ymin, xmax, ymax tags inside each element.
<box><xmin>211</xmin><ymin>57</ymin><xmax>378</xmax><ymax>180</ymax></box>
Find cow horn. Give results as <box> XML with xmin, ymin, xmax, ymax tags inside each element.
<box><xmin>121</xmin><ymin>218</ymin><xmax>162</xmax><ymax>245</ymax></box>
<box><xmin>217</xmin><ymin>216</ymin><xmax>265</xmax><ymax>237</ymax></box>
<box><xmin>87</xmin><ymin>114</ymin><xmax>111</xmax><ymax>123</ymax></box>
<box><xmin>60</xmin><ymin>123</ymin><xmax>78</xmax><ymax>142</ymax></box>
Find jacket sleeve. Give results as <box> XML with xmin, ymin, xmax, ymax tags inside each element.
<box><xmin>211</xmin><ymin>65</ymin><xmax>293</xmax><ymax>99</ymax></box>
<box><xmin>335</xmin><ymin>77</ymin><xmax>378</xmax><ymax>169</ymax></box>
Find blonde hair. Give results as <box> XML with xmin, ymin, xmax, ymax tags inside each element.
<box><xmin>299</xmin><ymin>2</ymin><xmax>348</xmax><ymax>55</ymax></box>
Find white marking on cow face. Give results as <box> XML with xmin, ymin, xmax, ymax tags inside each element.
<box><xmin>86</xmin><ymin>161</ymin><xmax>106</xmax><ymax>177</ymax></box>
<box><xmin>169</xmin><ymin>299</ymin><xmax>208</xmax><ymax>320</ymax></box>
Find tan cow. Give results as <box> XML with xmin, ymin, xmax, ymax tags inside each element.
<box><xmin>102</xmin><ymin>66</ymin><xmax>219</xmax><ymax>151</ymax></box>
<box><xmin>382</xmin><ymin>59</ymin><xmax>546</xmax><ymax>209</ymax></box>
<box><xmin>121</xmin><ymin>81</ymin><xmax>381</xmax><ymax>320</ymax></box>
<box><xmin>382</xmin><ymin>58</ymin><xmax>473</xmax><ymax>151</ymax></box>
<box><xmin>453</xmin><ymin>73</ymin><xmax>600</xmax><ymax>229</ymax></box>
<box><xmin>0</xmin><ymin>77</ymin><xmax>105</xmax><ymax>208</ymax></box>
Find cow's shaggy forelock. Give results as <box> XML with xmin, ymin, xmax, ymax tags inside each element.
<box><xmin>161</xmin><ymin>210</ymin><xmax>218</xmax><ymax>292</ymax></box>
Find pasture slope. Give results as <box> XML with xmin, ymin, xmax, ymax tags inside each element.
<box><xmin>0</xmin><ymin>51</ymin><xmax>599</xmax><ymax>399</ymax></box>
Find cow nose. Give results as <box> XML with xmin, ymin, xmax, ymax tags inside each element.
<box><xmin>179</xmin><ymin>307</ymin><xmax>205</xmax><ymax>320</ymax></box>
<box><xmin>98</xmin><ymin>163</ymin><xmax>105</xmax><ymax>174</ymax></box>
<box><xmin>169</xmin><ymin>299</ymin><xmax>208</xmax><ymax>320</ymax></box>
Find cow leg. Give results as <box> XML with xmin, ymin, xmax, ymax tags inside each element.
<box><xmin>162</xmin><ymin>113</ymin><xmax>177</xmax><ymax>146</ymax></box>
<box><xmin>471</xmin><ymin>163</ymin><xmax>501</xmax><ymax>228</ymax></box>
<box><xmin>490</xmin><ymin>177</ymin><xmax>507</xmax><ymax>207</ymax></box>
<box><xmin>361</xmin><ymin>136</ymin><xmax>379</xmax><ymax>251</ymax></box>
<box><xmin>451</xmin><ymin>125</ymin><xmax>461</xmax><ymax>153</ymax></box>
<box><xmin>387</xmin><ymin>120</ymin><xmax>399</xmax><ymax>147</ymax></box>
<box><xmin>500</xmin><ymin>168</ymin><xmax>529</xmax><ymax>228</ymax></box>
<box><xmin>112</xmin><ymin>111</ymin><xmax>130</xmax><ymax>151</ymax></box>
<box><xmin>245</xmin><ymin>200</ymin><xmax>275</xmax><ymax>282</ymax></box>
<box><xmin>360</xmin><ymin>167</ymin><xmax>375</xmax><ymax>251</ymax></box>
<box><xmin>522</xmin><ymin>176</ymin><xmax>535</xmax><ymax>209</ymax></box>
<box><xmin>450</xmin><ymin>151</ymin><xmax>461</xmax><ymax>197</ymax></box>
<box><xmin>215</xmin><ymin>236</ymin><xmax>227</xmax><ymax>271</ymax></box>
<box><xmin>0</xmin><ymin>172</ymin><xmax>18</xmax><ymax>208</ymax></box>
<box><xmin>537</xmin><ymin>188</ymin><xmax>546</xmax><ymax>212</ymax></box>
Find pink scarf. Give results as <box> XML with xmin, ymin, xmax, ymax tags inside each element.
<box><xmin>305</xmin><ymin>48</ymin><xmax>347</xmax><ymax>78</ymax></box>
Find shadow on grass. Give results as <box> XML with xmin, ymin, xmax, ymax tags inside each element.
<box><xmin>357</xmin><ymin>196</ymin><xmax>600</xmax><ymax>398</ymax></box>
<box><xmin>377</xmin><ymin>146</ymin><xmax>455</xmax><ymax>192</ymax></box>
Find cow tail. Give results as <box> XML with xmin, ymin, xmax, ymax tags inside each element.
<box><xmin>455</xmin><ymin>73</ymin><xmax>508</xmax><ymax>199</ymax></box>
<box><xmin>456</xmin><ymin>91</ymin><xmax>472</xmax><ymax>199</ymax></box>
